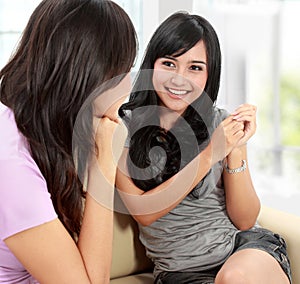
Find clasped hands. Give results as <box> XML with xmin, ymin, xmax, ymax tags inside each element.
<box><xmin>211</xmin><ymin>104</ymin><xmax>257</xmax><ymax>163</ymax></box>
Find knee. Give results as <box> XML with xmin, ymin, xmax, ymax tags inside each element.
<box><xmin>215</xmin><ymin>267</ymin><xmax>249</xmax><ymax>284</ymax></box>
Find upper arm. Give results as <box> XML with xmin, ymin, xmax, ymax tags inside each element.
<box><xmin>0</xmin><ymin>160</ymin><xmax>90</xmax><ymax>283</ymax></box>
<box><xmin>4</xmin><ymin>219</ymin><xmax>91</xmax><ymax>284</ymax></box>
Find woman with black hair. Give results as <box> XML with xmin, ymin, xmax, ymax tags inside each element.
<box><xmin>116</xmin><ymin>12</ymin><xmax>291</xmax><ymax>284</ymax></box>
<box><xmin>0</xmin><ymin>0</ymin><xmax>136</xmax><ymax>283</ymax></box>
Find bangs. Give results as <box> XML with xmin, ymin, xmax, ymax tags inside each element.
<box><xmin>154</xmin><ymin>16</ymin><xmax>204</xmax><ymax>59</ymax></box>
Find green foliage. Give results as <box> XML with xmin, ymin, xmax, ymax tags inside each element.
<box><xmin>280</xmin><ymin>72</ymin><xmax>300</xmax><ymax>146</ymax></box>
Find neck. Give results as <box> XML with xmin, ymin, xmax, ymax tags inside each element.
<box><xmin>159</xmin><ymin>108</ymin><xmax>181</xmax><ymax>131</ymax></box>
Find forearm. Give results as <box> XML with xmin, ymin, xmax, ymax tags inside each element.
<box><xmin>116</xmin><ymin>144</ymin><xmax>213</xmax><ymax>226</ymax></box>
<box><xmin>223</xmin><ymin>145</ymin><xmax>260</xmax><ymax>230</ymax></box>
<box><xmin>78</xmin><ymin>162</ymin><xmax>115</xmax><ymax>283</ymax></box>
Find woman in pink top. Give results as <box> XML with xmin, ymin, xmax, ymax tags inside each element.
<box><xmin>0</xmin><ymin>0</ymin><xmax>136</xmax><ymax>283</ymax></box>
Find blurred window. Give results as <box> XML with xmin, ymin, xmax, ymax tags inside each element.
<box><xmin>0</xmin><ymin>0</ymin><xmax>143</xmax><ymax>69</ymax></box>
<box><xmin>194</xmin><ymin>0</ymin><xmax>300</xmax><ymax>215</ymax></box>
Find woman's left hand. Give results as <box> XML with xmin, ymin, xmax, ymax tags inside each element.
<box><xmin>231</xmin><ymin>104</ymin><xmax>257</xmax><ymax>147</ymax></box>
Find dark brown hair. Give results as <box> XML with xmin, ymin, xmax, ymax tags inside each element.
<box><xmin>0</xmin><ymin>0</ymin><xmax>137</xmax><ymax>238</ymax></box>
<box><xmin>119</xmin><ymin>12</ymin><xmax>221</xmax><ymax>191</ymax></box>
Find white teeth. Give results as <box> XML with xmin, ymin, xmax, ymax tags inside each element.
<box><xmin>168</xmin><ymin>88</ymin><xmax>188</xmax><ymax>95</ymax></box>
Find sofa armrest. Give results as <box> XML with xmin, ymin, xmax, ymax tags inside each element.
<box><xmin>258</xmin><ymin>206</ymin><xmax>300</xmax><ymax>284</ymax></box>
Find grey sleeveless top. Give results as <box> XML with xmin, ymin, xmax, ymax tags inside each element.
<box><xmin>138</xmin><ymin>161</ymin><xmax>239</xmax><ymax>279</ymax></box>
<box><xmin>126</xmin><ymin>107</ymin><xmax>241</xmax><ymax>279</ymax></box>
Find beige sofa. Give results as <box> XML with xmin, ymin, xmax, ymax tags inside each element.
<box><xmin>110</xmin><ymin>206</ymin><xmax>300</xmax><ymax>284</ymax></box>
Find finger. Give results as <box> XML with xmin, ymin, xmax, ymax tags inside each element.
<box><xmin>221</xmin><ymin>116</ymin><xmax>243</xmax><ymax>132</ymax></box>
<box><xmin>233</xmin><ymin>103</ymin><xmax>257</xmax><ymax>112</ymax></box>
<box><xmin>232</xmin><ymin>121</ymin><xmax>245</xmax><ymax>134</ymax></box>
<box><xmin>94</xmin><ymin>116</ymin><xmax>119</xmax><ymax>142</ymax></box>
<box><xmin>243</xmin><ymin>123</ymin><xmax>256</xmax><ymax>136</ymax></box>
<box><xmin>100</xmin><ymin>116</ymin><xmax>119</xmax><ymax>127</ymax></box>
<box><xmin>93</xmin><ymin>116</ymin><xmax>101</xmax><ymax>134</ymax></box>
<box><xmin>233</xmin><ymin>114</ymin><xmax>256</xmax><ymax>122</ymax></box>
<box><xmin>233</xmin><ymin>107</ymin><xmax>256</xmax><ymax>115</ymax></box>
<box><xmin>232</xmin><ymin>107</ymin><xmax>256</xmax><ymax>121</ymax></box>
<box><xmin>232</xmin><ymin>104</ymin><xmax>256</xmax><ymax>115</ymax></box>
<box><xmin>224</xmin><ymin>119</ymin><xmax>244</xmax><ymax>132</ymax></box>
<box><xmin>232</xmin><ymin>106</ymin><xmax>256</xmax><ymax>116</ymax></box>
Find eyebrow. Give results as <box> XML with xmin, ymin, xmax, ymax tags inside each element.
<box><xmin>164</xmin><ymin>55</ymin><xmax>207</xmax><ymax>65</ymax></box>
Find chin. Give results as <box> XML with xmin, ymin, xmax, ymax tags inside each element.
<box><xmin>168</xmin><ymin>103</ymin><xmax>189</xmax><ymax>115</ymax></box>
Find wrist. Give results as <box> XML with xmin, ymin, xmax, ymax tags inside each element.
<box><xmin>224</xmin><ymin>159</ymin><xmax>247</xmax><ymax>174</ymax></box>
<box><xmin>88</xmin><ymin>158</ymin><xmax>116</xmax><ymax>184</ymax></box>
<box><xmin>87</xmin><ymin>163</ymin><xmax>116</xmax><ymax>209</ymax></box>
<box><xmin>225</xmin><ymin>144</ymin><xmax>248</xmax><ymax>173</ymax></box>
<box><xmin>228</xmin><ymin>146</ymin><xmax>242</xmax><ymax>158</ymax></box>
<box><xmin>227</xmin><ymin>143</ymin><xmax>247</xmax><ymax>163</ymax></box>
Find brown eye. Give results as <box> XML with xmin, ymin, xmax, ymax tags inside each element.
<box><xmin>162</xmin><ymin>61</ymin><xmax>175</xmax><ymax>68</ymax></box>
<box><xmin>190</xmin><ymin>65</ymin><xmax>203</xmax><ymax>71</ymax></box>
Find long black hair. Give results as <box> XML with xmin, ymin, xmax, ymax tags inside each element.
<box><xmin>0</xmin><ymin>0</ymin><xmax>137</xmax><ymax>239</ymax></box>
<box><xmin>119</xmin><ymin>12</ymin><xmax>221</xmax><ymax>191</ymax></box>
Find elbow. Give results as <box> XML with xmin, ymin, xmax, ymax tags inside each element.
<box><xmin>232</xmin><ymin>202</ymin><xmax>261</xmax><ymax>231</ymax></box>
<box><xmin>233</xmin><ymin>216</ymin><xmax>257</xmax><ymax>231</ymax></box>
<box><xmin>140</xmin><ymin>220</ymin><xmax>154</xmax><ymax>227</ymax></box>
<box><xmin>237</xmin><ymin>221</ymin><xmax>256</xmax><ymax>231</ymax></box>
<box><xmin>134</xmin><ymin>215</ymin><xmax>155</xmax><ymax>227</ymax></box>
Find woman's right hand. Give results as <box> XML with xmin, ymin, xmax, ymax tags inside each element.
<box><xmin>92</xmin><ymin>116</ymin><xmax>127</xmax><ymax>172</ymax></box>
<box><xmin>87</xmin><ymin>116</ymin><xmax>127</xmax><ymax>208</ymax></box>
<box><xmin>210</xmin><ymin>116</ymin><xmax>245</xmax><ymax>164</ymax></box>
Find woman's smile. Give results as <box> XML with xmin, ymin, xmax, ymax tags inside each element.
<box><xmin>164</xmin><ymin>86</ymin><xmax>192</xmax><ymax>97</ymax></box>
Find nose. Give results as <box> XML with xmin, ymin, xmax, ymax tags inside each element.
<box><xmin>170</xmin><ymin>72</ymin><xmax>187</xmax><ymax>87</ymax></box>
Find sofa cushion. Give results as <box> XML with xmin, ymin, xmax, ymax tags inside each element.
<box><xmin>110</xmin><ymin>272</ymin><xmax>153</xmax><ymax>284</ymax></box>
<box><xmin>111</xmin><ymin>210</ymin><xmax>153</xmax><ymax>280</ymax></box>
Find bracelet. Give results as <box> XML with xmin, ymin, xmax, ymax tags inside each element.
<box><xmin>225</xmin><ymin>159</ymin><xmax>247</xmax><ymax>174</ymax></box>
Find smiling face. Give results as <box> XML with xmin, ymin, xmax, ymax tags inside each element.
<box><xmin>152</xmin><ymin>40</ymin><xmax>208</xmax><ymax>116</ymax></box>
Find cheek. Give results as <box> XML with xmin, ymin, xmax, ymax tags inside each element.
<box><xmin>152</xmin><ymin>70</ymin><xmax>163</xmax><ymax>92</ymax></box>
<box><xmin>193</xmin><ymin>74</ymin><xmax>208</xmax><ymax>92</ymax></box>
<box><xmin>93</xmin><ymin>74</ymin><xmax>132</xmax><ymax>118</ymax></box>
<box><xmin>93</xmin><ymin>93</ymin><xmax>127</xmax><ymax>119</ymax></box>
<box><xmin>152</xmin><ymin>69</ymin><xmax>172</xmax><ymax>92</ymax></box>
